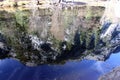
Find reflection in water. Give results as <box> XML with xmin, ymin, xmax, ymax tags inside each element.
<box><xmin>0</xmin><ymin>6</ymin><xmax>106</xmax><ymax>66</ymax></box>
<box><xmin>0</xmin><ymin>5</ymin><xmax>120</xmax><ymax>80</ymax></box>
<box><xmin>50</xmin><ymin>6</ymin><xmax>64</xmax><ymax>41</ymax></box>
<box><xmin>0</xmin><ymin>52</ymin><xmax>120</xmax><ymax>80</ymax></box>
<box><xmin>29</xmin><ymin>8</ymin><xmax>51</xmax><ymax>39</ymax></box>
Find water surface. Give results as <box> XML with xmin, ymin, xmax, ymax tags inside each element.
<box><xmin>0</xmin><ymin>5</ymin><xmax>119</xmax><ymax>80</ymax></box>
<box><xmin>0</xmin><ymin>52</ymin><xmax>120</xmax><ymax>80</ymax></box>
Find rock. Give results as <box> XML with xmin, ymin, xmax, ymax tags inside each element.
<box><xmin>99</xmin><ymin>67</ymin><xmax>120</xmax><ymax>80</ymax></box>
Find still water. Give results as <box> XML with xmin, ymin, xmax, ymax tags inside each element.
<box><xmin>0</xmin><ymin>5</ymin><xmax>119</xmax><ymax>80</ymax></box>
<box><xmin>0</xmin><ymin>52</ymin><xmax>120</xmax><ymax>80</ymax></box>
<box><xmin>0</xmin><ymin>6</ymin><xmax>105</xmax><ymax>65</ymax></box>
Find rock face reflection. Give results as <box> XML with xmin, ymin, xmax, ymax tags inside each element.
<box><xmin>50</xmin><ymin>6</ymin><xmax>64</xmax><ymax>41</ymax></box>
<box><xmin>0</xmin><ymin>6</ymin><xmax>119</xmax><ymax>66</ymax></box>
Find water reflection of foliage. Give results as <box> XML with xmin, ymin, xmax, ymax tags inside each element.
<box><xmin>0</xmin><ymin>10</ymin><xmax>31</xmax><ymax>60</ymax></box>
<box><xmin>0</xmin><ymin>6</ymin><xmax>104</xmax><ymax>65</ymax></box>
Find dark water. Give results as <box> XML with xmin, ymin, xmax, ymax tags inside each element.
<box><xmin>0</xmin><ymin>52</ymin><xmax>120</xmax><ymax>80</ymax></box>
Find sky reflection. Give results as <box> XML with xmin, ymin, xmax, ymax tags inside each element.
<box><xmin>0</xmin><ymin>52</ymin><xmax>120</xmax><ymax>80</ymax></box>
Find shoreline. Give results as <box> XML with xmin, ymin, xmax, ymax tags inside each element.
<box><xmin>0</xmin><ymin>0</ymin><xmax>106</xmax><ymax>11</ymax></box>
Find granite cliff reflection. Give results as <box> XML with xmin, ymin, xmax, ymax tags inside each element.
<box><xmin>1</xmin><ymin>6</ymin><xmax>118</xmax><ymax>66</ymax></box>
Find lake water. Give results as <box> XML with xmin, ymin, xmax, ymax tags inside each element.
<box><xmin>0</xmin><ymin>6</ymin><xmax>120</xmax><ymax>80</ymax></box>
<box><xmin>0</xmin><ymin>52</ymin><xmax>120</xmax><ymax>80</ymax></box>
